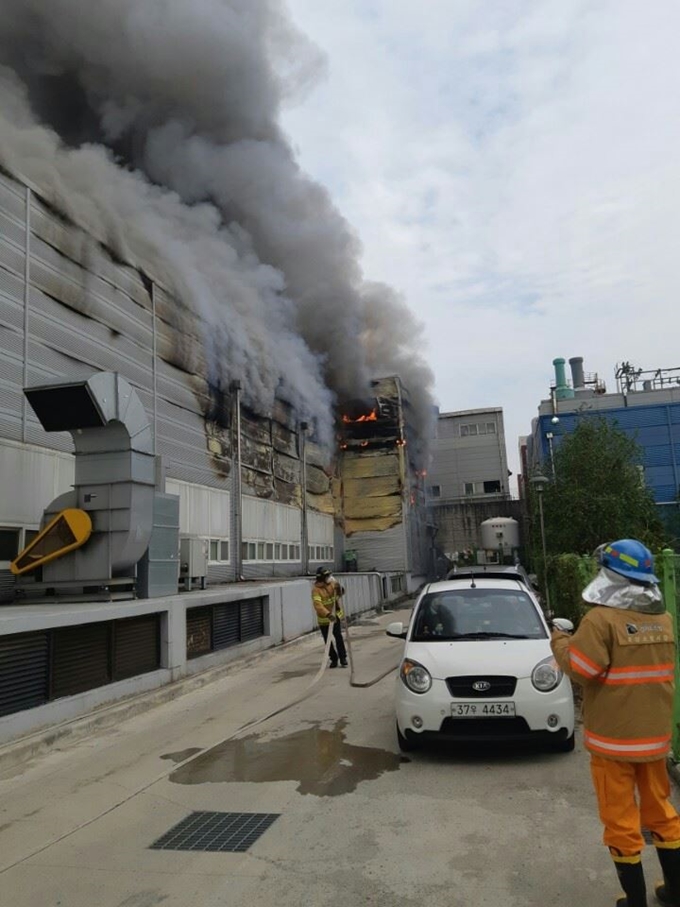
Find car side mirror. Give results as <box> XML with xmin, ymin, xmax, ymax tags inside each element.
<box><xmin>386</xmin><ymin>621</ymin><xmax>407</xmax><ymax>639</ymax></box>
<box><xmin>552</xmin><ymin>618</ymin><xmax>574</xmax><ymax>633</ymax></box>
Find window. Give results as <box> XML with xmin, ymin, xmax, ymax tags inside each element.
<box><xmin>483</xmin><ymin>480</ymin><xmax>502</xmax><ymax>494</ymax></box>
<box><xmin>0</xmin><ymin>528</ymin><xmax>20</xmax><ymax>562</ymax></box>
<box><xmin>266</xmin><ymin>543</ymin><xmax>274</xmax><ymax>560</ymax></box>
<box><xmin>220</xmin><ymin>540</ymin><xmax>229</xmax><ymax>561</ymax></box>
<box><xmin>429</xmin><ymin>485</ymin><xmax>441</xmax><ymax>498</ymax></box>
<box><xmin>209</xmin><ymin>540</ymin><xmax>219</xmax><ymax>561</ymax></box>
<box><xmin>485</xmin><ymin>422</ymin><xmax>497</xmax><ymax>434</ymax></box>
<box><xmin>460</xmin><ymin>424</ymin><xmax>478</xmax><ymax>437</ymax></box>
<box><xmin>464</xmin><ymin>482</ymin><xmax>477</xmax><ymax>496</ymax></box>
<box><xmin>257</xmin><ymin>542</ymin><xmax>265</xmax><ymax>560</ymax></box>
<box><xmin>274</xmin><ymin>543</ymin><xmax>281</xmax><ymax>560</ymax></box>
<box><xmin>209</xmin><ymin>539</ymin><xmax>230</xmax><ymax>562</ymax></box>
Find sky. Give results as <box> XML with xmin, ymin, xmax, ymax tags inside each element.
<box><xmin>279</xmin><ymin>0</ymin><xmax>680</xmax><ymax>488</ymax></box>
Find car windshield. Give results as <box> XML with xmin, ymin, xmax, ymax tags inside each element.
<box><xmin>412</xmin><ymin>587</ymin><xmax>547</xmax><ymax>642</ymax></box>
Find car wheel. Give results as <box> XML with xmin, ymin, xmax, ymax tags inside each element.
<box><xmin>397</xmin><ymin>722</ymin><xmax>418</xmax><ymax>752</ymax></box>
<box><xmin>552</xmin><ymin>731</ymin><xmax>575</xmax><ymax>753</ymax></box>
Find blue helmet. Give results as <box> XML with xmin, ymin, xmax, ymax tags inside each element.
<box><xmin>598</xmin><ymin>539</ymin><xmax>659</xmax><ymax>584</ymax></box>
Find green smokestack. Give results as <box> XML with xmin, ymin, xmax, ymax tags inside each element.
<box><xmin>553</xmin><ymin>357</ymin><xmax>575</xmax><ymax>400</ymax></box>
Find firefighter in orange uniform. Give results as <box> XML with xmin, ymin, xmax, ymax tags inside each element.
<box><xmin>551</xmin><ymin>539</ymin><xmax>680</xmax><ymax>907</ymax></box>
<box><xmin>312</xmin><ymin>566</ymin><xmax>348</xmax><ymax>668</ymax></box>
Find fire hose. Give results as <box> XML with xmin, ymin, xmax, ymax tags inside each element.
<box><xmin>0</xmin><ymin>599</ymin><xmax>403</xmax><ymax>876</ymax></box>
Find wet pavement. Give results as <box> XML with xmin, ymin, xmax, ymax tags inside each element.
<box><xmin>0</xmin><ymin>605</ymin><xmax>677</xmax><ymax>907</ymax></box>
<box><xmin>169</xmin><ymin>718</ymin><xmax>406</xmax><ymax>795</ymax></box>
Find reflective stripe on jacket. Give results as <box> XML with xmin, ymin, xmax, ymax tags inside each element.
<box><xmin>312</xmin><ymin>581</ymin><xmax>345</xmax><ymax>626</ymax></box>
<box><xmin>552</xmin><ymin>606</ymin><xmax>676</xmax><ymax>762</ymax></box>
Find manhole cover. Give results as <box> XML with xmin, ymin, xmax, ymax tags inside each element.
<box><xmin>150</xmin><ymin>811</ymin><xmax>280</xmax><ymax>852</ymax></box>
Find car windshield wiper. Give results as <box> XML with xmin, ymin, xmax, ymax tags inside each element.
<box><xmin>451</xmin><ymin>632</ymin><xmax>531</xmax><ymax>640</ymax></box>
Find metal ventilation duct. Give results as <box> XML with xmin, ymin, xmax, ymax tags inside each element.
<box><xmin>24</xmin><ymin>372</ymin><xmax>156</xmax><ymax>586</ymax></box>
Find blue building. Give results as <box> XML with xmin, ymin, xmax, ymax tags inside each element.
<box><xmin>528</xmin><ymin>357</ymin><xmax>680</xmax><ymax>513</ymax></box>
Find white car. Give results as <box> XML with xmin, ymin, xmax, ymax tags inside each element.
<box><xmin>386</xmin><ymin>576</ymin><xmax>575</xmax><ymax>752</ymax></box>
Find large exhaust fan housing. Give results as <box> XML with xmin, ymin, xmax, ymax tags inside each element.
<box><xmin>21</xmin><ymin>372</ymin><xmax>156</xmax><ymax>591</ymax></box>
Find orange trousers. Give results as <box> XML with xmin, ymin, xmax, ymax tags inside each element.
<box><xmin>590</xmin><ymin>754</ymin><xmax>680</xmax><ymax>856</ymax></box>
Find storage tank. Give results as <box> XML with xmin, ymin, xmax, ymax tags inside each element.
<box><xmin>480</xmin><ymin>517</ymin><xmax>520</xmax><ymax>552</ymax></box>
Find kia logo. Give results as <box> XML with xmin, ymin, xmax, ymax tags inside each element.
<box><xmin>472</xmin><ymin>681</ymin><xmax>491</xmax><ymax>692</ymax></box>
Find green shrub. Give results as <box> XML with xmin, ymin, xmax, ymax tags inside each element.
<box><xmin>550</xmin><ymin>554</ymin><xmax>596</xmax><ymax>626</ymax></box>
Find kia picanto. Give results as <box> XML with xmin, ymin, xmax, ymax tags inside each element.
<box><xmin>386</xmin><ymin>576</ymin><xmax>575</xmax><ymax>752</ymax></box>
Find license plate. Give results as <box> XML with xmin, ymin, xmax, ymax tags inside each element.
<box><xmin>451</xmin><ymin>701</ymin><xmax>516</xmax><ymax>717</ymax></box>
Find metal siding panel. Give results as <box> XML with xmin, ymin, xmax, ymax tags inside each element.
<box><xmin>643</xmin><ymin>446</ymin><xmax>672</xmax><ymax>468</ymax></box>
<box><xmin>348</xmin><ymin>524</ymin><xmax>407</xmax><ymax>573</ymax></box>
<box><xmin>113</xmin><ymin>614</ymin><xmax>160</xmax><ymax>680</ymax></box>
<box><xmin>0</xmin><ymin>631</ymin><xmax>49</xmax><ymax>717</ymax></box>
<box><xmin>52</xmin><ymin>623</ymin><xmax>111</xmax><ymax>698</ymax></box>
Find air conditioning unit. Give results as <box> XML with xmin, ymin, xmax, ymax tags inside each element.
<box><xmin>179</xmin><ymin>537</ymin><xmax>208</xmax><ymax>591</ymax></box>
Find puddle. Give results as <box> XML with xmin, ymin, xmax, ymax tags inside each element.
<box><xmin>169</xmin><ymin>719</ymin><xmax>407</xmax><ymax>796</ymax></box>
<box><xmin>160</xmin><ymin>748</ymin><xmax>203</xmax><ymax>763</ymax></box>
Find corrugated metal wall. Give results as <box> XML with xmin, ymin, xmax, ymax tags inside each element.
<box><xmin>0</xmin><ymin>166</ymin><xmax>342</xmax><ymax>588</ymax></box>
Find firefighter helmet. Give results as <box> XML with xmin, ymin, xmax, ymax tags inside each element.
<box><xmin>597</xmin><ymin>539</ymin><xmax>659</xmax><ymax>584</ymax></box>
<box><xmin>315</xmin><ymin>566</ymin><xmax>332</xmax><ymax>581</ymax></box>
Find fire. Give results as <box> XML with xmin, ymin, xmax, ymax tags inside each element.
<box><xmin>342</xmin><ymin>409</ymin><xmax>378</xmax><ymax>423</ymax></box>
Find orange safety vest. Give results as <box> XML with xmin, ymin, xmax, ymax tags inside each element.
<box><xmin>552</xmin><ymin>606</ymin><xmax>675</xmax><ymax>762</ymax></box>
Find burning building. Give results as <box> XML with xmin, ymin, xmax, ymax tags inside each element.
<box><xmin>337</xmin><ymin>377</ymin><xmax>431</xmax><ymax>587</ymax></box>
<box><xmin>0</xmin><ymin>1</ymin><xmax>434</xmax><ymax>600</ymax></box>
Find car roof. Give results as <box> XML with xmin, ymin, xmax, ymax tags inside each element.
<box><xmin>445</xmin><ymin>565</ymin><xmax>531</xmax><ymax>584</ymax></box>
<box><xmin>421</xmin><ymin>576</ymin><xmax>533</xmax><ymax>594</ymax></box>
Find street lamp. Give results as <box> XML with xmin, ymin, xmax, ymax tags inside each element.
<box><xmin>530</xmin><ymin>473</ymin><xmax>551</xmax><ymax>615</ymax></box>
<box><xmin>545</xmin><ymin>432</ymin><xmax>555</xmax><ymax>479</ymax></box>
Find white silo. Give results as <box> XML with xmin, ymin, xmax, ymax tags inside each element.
<box><xmin>480</xmin><ymin>517</ymin><xmax>520</xmax><ymax>554</ymax></box>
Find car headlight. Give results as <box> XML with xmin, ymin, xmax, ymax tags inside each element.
<box><xmin>532</xmin><ymin>656</ymin><xmax>562</xmax><ymax>692</ymax></box>
<box><xmin>400</xmin><ymin>659</ymin><xmax>432</xmax><ymax>694</ymax></box>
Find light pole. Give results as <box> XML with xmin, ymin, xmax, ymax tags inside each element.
<box><xmin>530</xmin><ymin>473</ymin><xmax>551</xmax><ymax>615</ymax></box>
<box><xmin>546</xmin><ymin>432</ymin><xmax>555</xmax><ymax>479</ymax></box>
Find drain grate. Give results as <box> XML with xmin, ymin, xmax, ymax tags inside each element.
<box><xmin>150</xmin><ymin>811</ymin><xmax>280</xmax><ymax>852</ymax></box>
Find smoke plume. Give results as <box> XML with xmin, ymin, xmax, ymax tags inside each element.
<box><xmin>0</xmin><ymin>0</ymin><xmax>434</xmax><ymax>446</ymax></box>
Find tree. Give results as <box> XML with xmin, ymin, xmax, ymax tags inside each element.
<box><xmin>533</xmin><ymin>417</ymin><xmax>667</xmax><ymax>556</ymax></box>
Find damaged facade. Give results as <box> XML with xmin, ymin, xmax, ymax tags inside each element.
<box><xmin>0</xmin><ymin>165</ymin><xmax>337</xmax><ymax>598</ymax></box>
<box><xmin>0</xmin><ymin>166</ymin><xmax>427</xmax><ymax>600</ymax></box>
<box><xmin>336</xmin><ymin>377</ymin><xmax>430</xmax><ymax>582</ymax></box>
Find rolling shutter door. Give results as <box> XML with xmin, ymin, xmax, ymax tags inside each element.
<box><xmin>52</xmin><ymin>623</ymin><xmax>111</xmax><ymax>698</ymax></box>
<box><xmin>113</xmin><ymin>615</ymin><xmax>160</xmax><ymax>680</ymax></box>
<box><xmin>240</xmin><ymin>597</ymin><xmax>265</xmax><ymax>641</ymax></box>
<box><xmin>0</xmin><ymin>631</ymin><xmax>49</xmax><ymax>717</ymax></box>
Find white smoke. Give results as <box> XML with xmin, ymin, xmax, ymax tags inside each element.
<box><xmin>0</xmin><ymin>0</ymin><xmax>434</xmax><ymax>444</ymax></box>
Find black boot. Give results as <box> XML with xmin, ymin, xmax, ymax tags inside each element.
<box><xmin>614</xmin><ymin>859</ymin><xmax>648</xmax><ymax>907</ymax></box>
<box><xmin>655</xmin><ymin>847</ymin><xmax>680</xmax><ymax>906</ymax></box>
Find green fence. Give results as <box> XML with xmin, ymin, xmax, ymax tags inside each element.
<box><xmin>659</xmin><ymin>550</ymin><xmax>680</xmax><ymax>762</ymax></box>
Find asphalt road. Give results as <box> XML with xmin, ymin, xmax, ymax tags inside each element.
<box><xmin>0</xmin><ymin>605</ymin><xmax>673</xmax><ymax>906</ymax></box>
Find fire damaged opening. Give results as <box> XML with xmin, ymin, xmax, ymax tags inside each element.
<box><xmin>205</xmin><ymin>379</ymin><xmax>232</xmax><ymax>430</ymax></box>
<box><xmin>338</xmin><ymin>396</ymin><xmax>403</xmax><ymax>450</ymax></box>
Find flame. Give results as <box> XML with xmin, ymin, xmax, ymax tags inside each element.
<box><xmin>342</xmin><ymin>409</ymin><xmax>378</xmax><ymax>423</ymax></box>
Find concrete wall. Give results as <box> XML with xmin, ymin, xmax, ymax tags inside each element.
<box><xmin>0</xmin><ymin>572</ymin><xmax>398</xmax><ymax>746</ymax></box>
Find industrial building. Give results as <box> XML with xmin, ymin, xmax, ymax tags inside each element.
<box><xmin>527</xmin><ymin>356</ymin><xmax>680</xmax><ymax>523</ymax></box>
<box><xmin>426</xmin><ymin>407</ymin><xmax>521</xmax><ymax>564</ymax></box>
<box><xmin>0</xmin><ymin>164</ymin><xmax>423</xmax><ymax>740</ymax></box>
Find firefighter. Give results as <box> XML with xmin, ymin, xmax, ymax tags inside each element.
<box><xmin>312</xmin><ymin>566</ymin><xmax>348</xmax><ymax>668</ymax></box>
<box><xmin>551</xmin><ymin>539</ymin><xmax>680</xmax><ymax>907</ymax></box>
